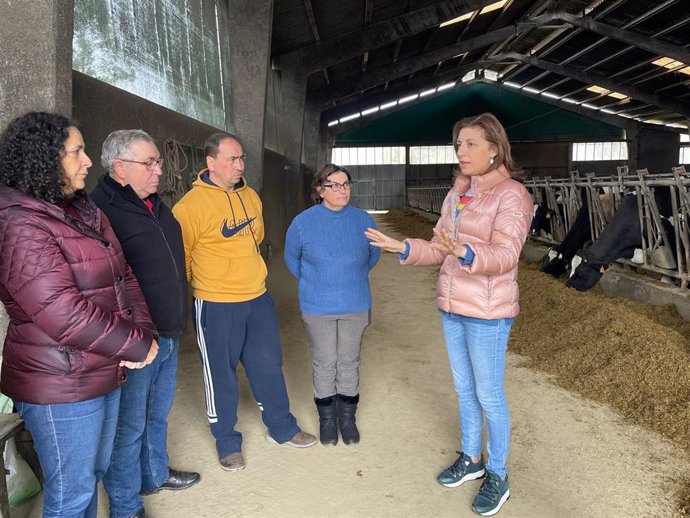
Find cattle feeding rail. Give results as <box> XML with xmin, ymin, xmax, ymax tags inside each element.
<box><xmin>405</xmin><ymin>167</ymin><xmax>690</xmax><ymax>287</ymax></box>
<box><xmin>525</xmin><ymin>166</ymin><xmax>690</xmax><ymax>287</ymax></box>
<box><xmin>408</xmin><ymin>186</ymin><xmax>450</xmax><ymax>214</ymax></box>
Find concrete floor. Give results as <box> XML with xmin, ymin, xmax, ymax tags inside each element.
<box><xmin>11</xmin><ymin>219</ymin><xmax>688</xmax><ymax>518</ymax></box>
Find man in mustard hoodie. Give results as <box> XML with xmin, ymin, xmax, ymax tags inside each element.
<box><xmin>173</xmin><ymin>133</ymin><xmax>316</xmax><ymax>472</ymax></box>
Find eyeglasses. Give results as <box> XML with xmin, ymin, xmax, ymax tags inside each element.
<box><xmin>323</xmin><ymin>181</ymin><xmax>353</xmax><ymax>192</ymax></box>
<box><xmin>118</xmin><ymin>157</ymin><xmax>164</xmax><ymax>170</ymax></box>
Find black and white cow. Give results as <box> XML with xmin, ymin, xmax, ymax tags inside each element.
<box><xmin>540</xmin><ymin>198</ymin><xmax>592</xmax><ymax>278</ymax></box>
<box><xmin>567</xmin><ymin>187</ymin><xmax>676</xmax><ymax>292</ymax></box>
<box><xmin>531</xmin><ymin>199</ymin><xmax>557</xmax><ymax>239</ymax></box>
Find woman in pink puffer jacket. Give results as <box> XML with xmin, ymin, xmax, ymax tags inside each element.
<box><xmin>366</xmin><ymin>113</ymin><xmax>532</xmax><ymax>517</ymax></box>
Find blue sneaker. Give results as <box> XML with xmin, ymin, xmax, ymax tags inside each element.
<box><xmin>472</xmin><ymin>470</ymin><xmax>510</xmax><ymax>516</ymax></box>
<box><xmin>436</xmin><ymin>451</ymin><xmax>486</xmax><ymax>488</ymax></box>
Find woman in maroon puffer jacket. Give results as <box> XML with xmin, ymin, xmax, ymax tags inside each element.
<box><xmin>0</xmin><ymin>112</ymin><xmax>159</xmax><ymax>518</ymax></box>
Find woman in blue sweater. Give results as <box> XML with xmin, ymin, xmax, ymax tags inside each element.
<box><xmin>285</xmin><ymin>163</ymin><xmax>380</xmax><ymax>446</ymax></box>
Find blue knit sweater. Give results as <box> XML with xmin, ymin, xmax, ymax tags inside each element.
<box><xmin>284</xmin><ymin>204</ymin><xmax>381</xmax><ymax>316</ymax></box>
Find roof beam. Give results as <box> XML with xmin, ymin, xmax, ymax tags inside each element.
<box><xmin>273</xmin><ymin>0</ymin><xmax>501</xmax><ymax>72</ymax></box>
<box><xmin>307</xmin><ymin>20</ymin><xmax>537</xmax><ymax>107</ymax></box>
<box><xmin>546</xmin><ymin>12</ymin><xmax>690</xmax><ymax>65</ymax></box>
<box><xmin>309</xmin><ymin>10</ymin><xmax>690</xmax><ymax>111</ymax></box>
<box><xmin>492</xmin><ymin>52</ymin><xmax>690</xmax><ymax>117</ymax></box>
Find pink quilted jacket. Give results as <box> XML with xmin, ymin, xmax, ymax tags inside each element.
<box><xmin>403</xmin><ymin>165</ymin><xmax>533</xmax><ymax>319</ymax></box>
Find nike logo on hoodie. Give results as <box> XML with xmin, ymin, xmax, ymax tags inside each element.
<box><xmin>220</xmin><ymin>217</ymin><xmax>255</xmax><ymax>238</ymax></box>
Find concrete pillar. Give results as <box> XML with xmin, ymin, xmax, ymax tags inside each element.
<box><xmin>317</xmin><ymin>117</ymin><xmax>330</xmax><ymax>169</ymax></box>
<box><xmin>226</xmin><ymin>0</ymin><xmax>273</xmax><ymax>191</ymax></box>
<box><xmin>0</xmin><ymin>0</ymin><xmax>74</xmax><ymax>130</ymax></box>
<box><xmin>626</xmin><ymin>124</ymin><xmax>639</xmax><ymax>172</ymax></box>
<box><xmin>302</xmin><ymin>108</ymin><xmax>320</xmax><ymax>174</ymax></box>
<box><xmin>278</xmin><ymin>66</ymin><xmax>308</xmax><ymax>220</ymax></box>
<box><xmin>0</xmin><ymin>0</ymin><xmax>73</xmax><ymax>346</ymax></box>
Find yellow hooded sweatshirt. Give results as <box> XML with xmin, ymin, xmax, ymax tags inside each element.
<box><xmin>172</xmin><ymin>170</ymin><xmax>267</xmax><ymax>302</ymax></box>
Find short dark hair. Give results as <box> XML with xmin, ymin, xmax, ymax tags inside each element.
<box><xmin>204</xmin><ymin>132</ymin><xmax>241</xmax><ymax>159</ymax></box>
<box><xmin>0</xmin><ymin>111</ymin><xmax>73</xmax><ymax>203</ymax></box>
<box><xmin>311</xmin><ymin>163</ymin><xmax>351</xmax><ymax>204</ymax></box>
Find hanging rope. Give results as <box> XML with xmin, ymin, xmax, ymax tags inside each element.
<box><xmin>163</xmin><ymin>139</ymin><xmax>189</xmax><ymax>204</ymax></box>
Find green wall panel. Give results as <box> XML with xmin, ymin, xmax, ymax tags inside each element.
<box><xmin>334</xmin><ymin>82</ymin><xmax>624</xmax><ymax>146</ymax></box>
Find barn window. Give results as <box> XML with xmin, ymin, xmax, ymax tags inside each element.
<box><xmin>409</xmin><ymin>146</ymin><xmax>456</xmax><ymax>165</ymax></box>
<box><xmin>680</xmin><ymin>147</ymin><xmax>690</xmax><ymax>164</ymax></box>
<box><xmin>331</xmin><ymin>147</ymin><xmax>406</xmax><ymax>166</ymax></box>
<box><xmin>571</xmin><ymin>141</ymin><xmax>628</xmax><ymax>161</ymax></box>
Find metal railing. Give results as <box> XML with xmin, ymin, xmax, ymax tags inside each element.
<box><xmin>407</xmin><ymin>186</ymin><xmax>450</xmax><ymax>214</ymax></box>
<box><xmin>525</xmin><ymin>166</ymin><xmax>690</xmax><ymax>287</ymax></box>
<box><xmin>406</xmin><ymin>167</ymin><xmax>690</xmax><ymax>286</ymax></box>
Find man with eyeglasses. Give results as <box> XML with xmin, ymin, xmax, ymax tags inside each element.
<box><xmin>172</xmin><ymin>132</ymin><xmax>316</xmax><ymax>474</ymax></box>
<box><xmin>91</xmin><ymin>129</ymin><xmax>200</xmax><ymax>518</ymax></box>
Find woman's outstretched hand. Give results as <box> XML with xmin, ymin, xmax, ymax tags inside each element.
<box><xmin>365</xmin><ymin>228</ymin><xmax>406</xmax><ymax>254</ymax></box>
<box><xmin>430</xmin><ymin>228</ymin><xmax>467</xmax><ymax>259</ymax></box>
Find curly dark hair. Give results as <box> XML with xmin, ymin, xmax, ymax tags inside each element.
<box><xmin>0</xmin><ymin>112</ymin><xmax>73</xmax><ymax>203</ymax></box>
<box><xmin>311</xmin><ymin>163</ymin><xmax>352</xmax><ymax>204</ymax></box>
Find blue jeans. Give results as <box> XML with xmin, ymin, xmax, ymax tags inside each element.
<box><xmin>441</xmin><ymin>311</ymin><xmax>513</xmax><ymax>479</ymax></box>
<box><xmin>15</xmin><ymin>389</ymin><xmax>121</xmax><ymax>518</ymax></box>
<box><xmin>104</xmin><ymin>336</ymin><xmax>179</xmax><ymax>518</ymax></box>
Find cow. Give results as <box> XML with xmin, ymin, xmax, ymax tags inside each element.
<box><xmin>567</xmin><ymin>187</ymin><xmax>676</xmax><ymax>292</ymax></box>
<box><xmin>531</xmin><ymin>198</ymin><xmax>557</xmax><ymax>239</ymax></box>
<box><xmin>540</xmin><ymin>198</ymin><xmax>591</xmax><ymax>278</ymax></box>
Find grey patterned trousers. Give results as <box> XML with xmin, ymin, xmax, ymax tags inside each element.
<box><xmin>301</xmin><ymin>311</ymin><xmax>371</xmax><ymax>399</ymax></box>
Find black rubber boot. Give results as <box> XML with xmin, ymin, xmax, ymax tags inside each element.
<box><xmin>337</xmin><ymin>394</ymin><xmax>360</xmax><ymax>445</ymax></box>
<box><xmin>315</xmin><ymin>396</ymin><xmax>338</xmax><ymax>446</ymax></box>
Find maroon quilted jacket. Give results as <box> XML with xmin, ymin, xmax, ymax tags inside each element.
<box><xmin>0</xmin><ymin>185</ymin><xmax>157</xmax><ymax>404</ymax></box>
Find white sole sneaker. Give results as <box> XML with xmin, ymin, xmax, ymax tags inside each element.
<box><xmin>265</xmin><ymin>433</ymin><xmax>317</xmax><ymax>448</ymax></box>
<box><xmin>440</xmin><ymin>468</ymin><xmax>486</xmax><ymax>488</ymax></box>
<box><xmin>474</xmin><ymin>489</ymin><xmax>510</xmax><ymax>516</ymax></box>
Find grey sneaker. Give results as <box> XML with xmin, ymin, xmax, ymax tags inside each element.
<box><xmin>265</xmin><ymin>430</ymin><xmax>317</xmax><ymax>448</ymax></box>
<box><xmin>219</xmin><ymin>451</ymin><xmax>245</xmax><ymax>472</ymax></box>
<box><xmin>472</xmin><ymin>470</ymin><xmax>510</xmax><ymax>516</ymax></box>
<box><xmin>436</xmin><ymin>451</ymin><xmax>486</xmax><ymax>488</ymax></box>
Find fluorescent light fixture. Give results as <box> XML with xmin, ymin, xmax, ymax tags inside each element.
<box><xmin>480</xmin><ymin>0</ymin><xmax>508</xmax><ymax>14</ymax></box>
<box><xmin>327</xmin><ymin>120</ymin><xmax>339</xmax><ymax>127</ymax></box>
<box><xmin>380</xmin><ymin>101</ymin><xmax>397</xmax><ymax>110</ymax></box>
<box><xmin>361</xmin><ymin>107</ymin><xmax>379</xmax><ymax>116</ymax></box>
<box><xmin>582</xmin><ymin>103</ymin><xmax>599</xmax><ymax>110</ymax></box>
<box><xmin>440</xmin><ymin>12</ymin><xmax>474</xmax><ymax>28</ymax></box>
<box><xmin>652</xmin><ymin>57</ymin><xmax>690</xmax><ymax>76</ymax></box>
<box><xmin>437</xmin><ymin>82</ymin><xmax>456</xmax><ymax>91</ymax></box>
<box><xmin>601</xmin><ymin>108</ymin><xmax>616</xmax><ymax>114</ymax></box>
<box><xmin>586</xmin><ymin>85</ymin><xmax>628</xmax><ymax>99</ymax></box>
<box><xmin>522</xmin><ymin>86</ymin><xmax>539</xmax><ymax>94</ymax></box>
<box><xmin>619</xmin><ymin>113</ymin><xmax>634</xmax><ymax>119</ymax></box>
<box><xmin>462</xmin><ymin>70</ymin><xmax>477</xmax><ymax>82</ymax></box>
<box><xmin>503</xmin><ymin>81</ymin><xmax>521</xmax><ymax>89</ymax></box>
<box><xmin>339</xmin><ymin>113</ymin><xmax>360</xmax><ymax>123</ymax></box>
<box><xmin>562</xmin><ymin>97</ymin><xmax>578</xmax><ymax>104</ymax></box>
<box><xmin>484</xmin><ymin>70</ymin><xmax>500</xmax><ymax>81</ymax></box>
<box><xmin>541</xmin><ymin>92</ymin><xmax>561</xmax><ymax>99</ymax></box>
<box><xmin>644</xmin><ymin>119</ymin><xmax>665</xmax><ymax>125</ymax></box>
<box><xmin>666</xmin><ymin>123</ymin><xmax>688</xmax><ymax>129</ymax></box>
<box><xmin>420</xmin><ymin>88</ymin><xmax>437</xmax><ymax>97</ymax></box>
<box><xmin>398</xmin><ymin>94</ymin><xmax>418</xmax><ymax>104</ymax></box>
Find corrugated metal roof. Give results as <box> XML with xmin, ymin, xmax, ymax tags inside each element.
<box><xmin>270</xmin><ymin>0</ymin><xmax>690</xmax><ymax>130</ymax></box>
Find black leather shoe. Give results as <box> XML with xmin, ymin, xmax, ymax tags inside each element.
<box><xmin>140</xmin><ymin>468</ymin><xmax>200</xmax><ymax>495</ymax></box>
<box><xmin>128</xmin><ymin>508</ymin><xmax>146</xmax><ymax>518</ymax></box>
